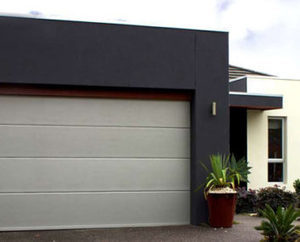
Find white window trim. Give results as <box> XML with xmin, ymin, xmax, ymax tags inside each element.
<box><xmin>268</xmin><ymin>117</ymin><xmax>285</xmax><ymax>183</ymax></box>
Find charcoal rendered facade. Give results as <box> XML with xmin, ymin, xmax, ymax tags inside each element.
<box><xmin>0</xmin><ymin>16</ymin><xmax>229</xmax><ymax>230</ymax></box>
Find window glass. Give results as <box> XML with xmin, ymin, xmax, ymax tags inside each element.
<box><xmin>268</xmin><ymin>119</ymin><xmax>282</xmax><ymax>159</ymax></box>
<box><xmin>268</xmin><ymin>163</ymin><xmax>283</xmax><ymax>182</ymax></box>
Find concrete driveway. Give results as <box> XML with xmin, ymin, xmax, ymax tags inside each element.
<box><xmin>0</xmin><ymin>215</ymin><xmax>266</xmax><ymax>242</ymax></box>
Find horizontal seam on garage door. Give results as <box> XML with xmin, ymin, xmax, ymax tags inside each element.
<box><xmin>0</xmin><ymin>124</ymin><xmax>190</xmax><ymax>129</ymax></box>
<box><xmin>0</xmin><ymin>190</ymin><xmax>190</xmax><ymax>194</ymax></box>
<box><xmin>0</xmin><ymin>157</ymin><xmax>189</xmax><ymax>159</ymax></box>
<box><xmin>0</xmin><ymin>156</ymin><xmax>190</xmax><ymax>159</ymax></box>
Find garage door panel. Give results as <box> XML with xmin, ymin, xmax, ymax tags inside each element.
<box><xmin>0</xmin><ymin>126</ymin><xmax>190</xmax><ymax>158</ymax></box>
<box><xmin>0</xmin><ymin>192</ymin><xmax>190</xmax><ymax>230</ymax></box>
<box><xmin>0</xmin><ymin>96</ymin><xmax>190</xmax><ymax>230</ymax></box>
<box><xmin>0</xmin><ymin>96</ymin><xmax>190</xmax><ymax>128</ymax></box>
<box><xmin>0</xmin><ymin>158</ymin><xmax>190</xmax><ymax>192</ymax></box>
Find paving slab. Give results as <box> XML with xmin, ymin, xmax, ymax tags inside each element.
<box><xmin>0</xmin><ymin>214</ymin><xmax>268</xmax><ymax>242</ymax></box>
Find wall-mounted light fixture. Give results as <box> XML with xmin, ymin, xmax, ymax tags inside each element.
<box><xmin>212</xmin><ymin>101</ymin><xmax>217</xmax><ymax>116</ymax></box>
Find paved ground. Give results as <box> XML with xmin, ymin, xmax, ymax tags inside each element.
<box><xmin>0</xmin><ymin>215</ymin><xmax>270</xmax><ymax>242</ymax></box>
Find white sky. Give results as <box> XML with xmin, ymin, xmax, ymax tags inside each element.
<box><xmin>1</xmin><ymin>0</ymin><xmax>300</xmax><ymax>78</ymax></box>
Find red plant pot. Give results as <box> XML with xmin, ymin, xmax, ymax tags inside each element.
<box><xmin>207</xmin><ymin>193</ymin><xmax>237</xmax><ymax>227</ymax></box>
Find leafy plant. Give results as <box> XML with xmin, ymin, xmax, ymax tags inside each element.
<box><xmin>228</xmin><ymin>155</ymin><xmax>251</xmax><ymax>184</ymax></box>
<box><xmin>256</xmin><ymin>186</ymin><xmax>297</xmax><ymax>215</ymax></box>
<box><xmin>236</xmin><ymin>187</ymin><xmax>257</xmax><ymax>214</ymax></box>
<box><xmin>294</xmin><ymin>180</ymin><xmax>300</xmax><ymax>209</ymax></box>
<box><xmin>255</xmin><ymin>204</ymin><xmax>300</xmax><ymax>242</ymax></box>
<box><xmin>195</xmin><ymin>154</ymin><xmax>250</xmax><ymax>197</ymax></box>
<box><xmin>294</xmin><ymin>179</ymin><xmax>300</xmax><ymax>195</ymax></box>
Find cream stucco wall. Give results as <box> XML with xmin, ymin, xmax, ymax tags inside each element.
<box><xmin>247</xmin><ymin>76</ymin><xmax>300</xmax><ymax>191</ymax></box>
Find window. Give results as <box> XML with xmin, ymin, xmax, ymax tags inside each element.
<box><xmin>268</xmin><ymin>118</ymin><xmax>285</xmax><ymax>182</ymax></box>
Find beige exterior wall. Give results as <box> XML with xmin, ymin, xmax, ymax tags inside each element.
<box><xmin>247</xmin><ymin>76</ymin><xmax>300</xmax><ymax>191</ymax></box>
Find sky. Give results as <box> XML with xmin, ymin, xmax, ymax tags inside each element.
<box><xmin>1</xmin><ymin>0</ymin><xmax>300</xmax><ymax>79</ymax></box>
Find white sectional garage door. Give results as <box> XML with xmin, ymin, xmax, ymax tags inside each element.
<box><xmin>0</xmin><ymin>95</ymin><xmax>190</xmax><ymax>230</ymax></box>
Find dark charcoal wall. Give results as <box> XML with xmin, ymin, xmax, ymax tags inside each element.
<box><xmin>0</xmin><ymin>16</ymin><xmax>229</xmax><ymax>225</ymax></box>
<box><xmin>229</xmin><ymin>77</ymin><xmax>247</xmax><ymax>92</ymax></box>
<box><xmin>0</xmin><ymin>17</ymin><xmax>195</xmax><ymax>89</ymax></box>
<box><xmin>191</xmin><ymin>31</ymin><xmax>229</xmax><ymax>224</ymax></box>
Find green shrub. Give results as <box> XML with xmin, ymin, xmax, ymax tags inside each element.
<box><xmin>236</xmin><ymin>187</ymin><xmax>257</xmax><ymax>214</ymax></box>
<box><xmin>255</xmin><ymin>204</ymin><xmax>300</xmax><ymax>242</ymax></box>
<box><xmin>256</xmin><ymin>186</ymin><xmax>297</xmax><ymax>215</ymax></box>
<box><xmin>297</xmin><ymin>194</ymin><xmax>300</xmax><ymax>209</ymax></box>
<box><xmin>294</xmin><ymin>179</ymin><xmax>300</xmax><ymax>194</ymax></box>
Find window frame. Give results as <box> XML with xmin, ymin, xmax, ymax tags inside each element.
<box><xmin>268</xmin><ymin>117</ymin><xmax>285</xmax><ymax>183</ymax></box>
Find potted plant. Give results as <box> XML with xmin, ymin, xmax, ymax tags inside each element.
<box><xmin>196</xmin><ymin>154</ymin><xmax>250</xmax><ymax>227</ymax></box>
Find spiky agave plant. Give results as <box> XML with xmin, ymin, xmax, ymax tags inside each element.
<box><xmin>255</xmin><ymin>204</ymin><xmax>300</xmax><ymax>242</ymax></box>
<box><xmin>195</xmin><ymin>154</ymin><xmax>245</xmax><ymax>198</ymax></box>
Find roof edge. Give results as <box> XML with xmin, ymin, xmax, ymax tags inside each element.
<box><xmin>0</xmin><ymin>14</ymin><xmax>228</xmax><ymax>34</ymax></box>
<box><xmin>246</xmin><ymin>75</ymin><xmax>300</xmax><ymax>82</ymax></box>
<box><xmin>229</xmin><ymin>64</ymin><xmax>274</xmax><ymax>77</ymax></box>
<box><xmin>229</xmin><ymin>91</ymin><xmax>283</xmax><ymax>98</ymax></box>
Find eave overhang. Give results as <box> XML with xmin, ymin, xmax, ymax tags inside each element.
<box><xmin>229</xmin><ymin>92</ymin><xmax>283</xmax><ymax>110</ymax></box>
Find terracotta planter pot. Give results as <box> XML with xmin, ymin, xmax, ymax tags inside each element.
<box><xmin>207</xmin><ymin>193</ymin><xmax>237</xmax><ymax>227</ymax></box>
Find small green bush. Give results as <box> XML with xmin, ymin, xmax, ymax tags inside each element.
<box><xmin>256</xmin><ymin>186</ymin><xmax>297</xmax><ymax>215</ymax></box>
<box><xmin>236</xmin><ymin>187</ymin><xmax>257</xmax><ymax>214</ymax></box>
<box><xmin>294</xmin><ymin>179</ymin><xmax>300</xmax><ymax>194</ymax></box>
<box><xmin>255</xmin><ymin>204</ymin><xmax>300</xmax><ymax>242</ymax></box>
